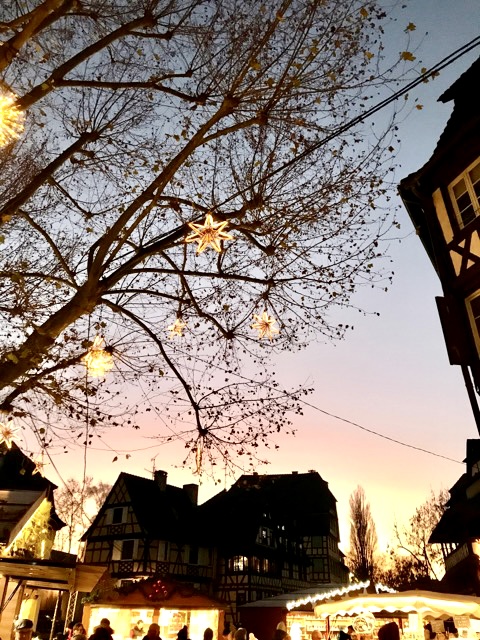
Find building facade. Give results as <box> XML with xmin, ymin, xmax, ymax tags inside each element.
<box><xmin>81</xmin><ymin>470</ymin><xmax>211</xmax><ymax>586</ymax></box>
<box><xmin>399</xmin><ymin>55</ymin><xmax>480</xmax><ymax>420</ymax></box>
<box><xmin>399</xmin><ymin>56</ymin><xmax>480</xmax><ymax>595</ymax></box>
<box><xmin>0</xmin><ymin>441</ymin><xmax>102</xmax><ymax>640</ymax></box>
<box><xmin>429</xmin><ymin>438</ymin><xmax>480</xmax><ymax>594</ymax></box>
<box><xmin>81</xmin><ymin>470</ymin><xmax>348</xmax><ymax>623</ymax></box>
<box><xmin>200</xmin><ymin>471</ymin><xmax>349</xmax><ymax>616</ymax></box>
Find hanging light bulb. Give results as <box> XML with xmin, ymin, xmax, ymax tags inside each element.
<box><xmin>0</xmin><ymin>90</ymin><xmax>24</xmax><ymax>147</ymax></box>
<box><xmin>0</xmin><ymin>419</ymin><xmax>20</xmax><ymax>448</ymax></box>
<box><xmin>82</xmin><ymin>335</ymin><xmax>114</xmax><ymax>377</ymax></box>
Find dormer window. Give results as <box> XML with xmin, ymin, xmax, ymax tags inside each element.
<box><xmin>449</xmin><ymin>158</ymin><xmax>480</xmax><ymax>228</ymax></box>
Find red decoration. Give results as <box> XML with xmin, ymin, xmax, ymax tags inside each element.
<box><xmin>138</xmin><ymin>578</ymin><xmax>172</xmax><ymax>601</ymax></box>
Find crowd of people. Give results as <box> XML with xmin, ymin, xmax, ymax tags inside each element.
<box><xmin>9</xmin><ymin>617</ymin><xmax>404</xmax><ymax>640</ymax></box>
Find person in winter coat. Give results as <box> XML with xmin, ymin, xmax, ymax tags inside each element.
<box><xmin>89</xmin><ymin>626</ymin><xmax>113</xmax><ymax>640</ymax></box>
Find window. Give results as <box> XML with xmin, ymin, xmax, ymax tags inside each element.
<box><xmin>449</xmin><ymin>159</ymin><xmax>480</xmax><ymax>228</ymax></box>
<box><xmin>257</xmin><ymin>526</ymin><xmax>271</xmax><ymax>545</ymax></box>
<box><xmin>466</xmin><ymin>290</ymin><xmax>480</xmax><ymax>355</ymax></box>
<box><xmin>312</xmin><ymin>557</ymin><xmax>328</xmax><ymax>580</ymax></box>
<box><xmin>157</xmin><ymin>540</ymin><xmax>169</xmax><ymax>561</ymax></box>
<box><xmin>250</xmin><ymin>556</ymin><xmax>260</xmax><ymax>572</ymax></box>
<box><xmin>111</xmin><ymin>507</ymin><xmax>124</xmax><ymax>524</ymax></box>
<box><xmin>229</xmin><ymin>555</ymin><xmax>248</xmax><ymax>571</ymax></box>
<box><xmin>121</xmin><ymin>539</ymin><xmax>135</xmax><ymax>560</ymax></box>
<box><xmin>189</xmin><ymin>545</ymin><xmax>199</xmax><ymax>565</ymax></box>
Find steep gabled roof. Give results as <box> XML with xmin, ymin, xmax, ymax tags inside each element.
<box><xmin>0</xmin><ymin>442</ymin><xmax>65</xmax><ymax>537</ymax></box>
<box><xmin>0</xmin><ymin>442</ymin><xmax>57</xmax><ymax>491</ymax></box>
<box><xmin>400</xmin><ymin>54</ymin><xmax>480</xmax><ymax>189</ymax></box>
<box><xmin>82</xmin><ymin>472</ymin><xmax>198</xmax><ymax>541</ymax></box>
<box><xmin>122</xmin><ymin>472</ymin><xmax>197</xmax><ymax>538</ymax></box>
<box><xmin>199</xmin><ymin>471</ymin><xmax>336</xmax><ymax>548</ymax></box>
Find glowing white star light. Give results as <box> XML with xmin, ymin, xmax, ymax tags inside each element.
<box><xmin>167</xmin><ymin>318</ymin><xmax>187</xmax><ymax>338</ymax></box>
<box><xmin>32</xmin><ymin>457</ymin><xmax>46</xmax><ymax>475</ymax></box>
<box><xmin>0</xmin><ymin>420</ymin><xmax>20</xmax><ymax>448</ymax></box>
<box><xmin>251</xmin><ymin>311</ymin><xmax>280</xmax><ymax>340</ymax></box>
<box><xmin>0</xmin><ymin>91</ymin><xmax>24</xmax><ymax>147</ymax></box>
<box><xmin>82</xmin><ymin>335</ymin><xmax>114</xmax><ymax>377</ymax></box>
<box><xmin>185</xmin><ymin>213</ymin><xmax>233</xmax><ymax>254</ymax></box>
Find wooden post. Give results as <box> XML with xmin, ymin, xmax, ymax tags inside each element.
<box><xmin>461</xmin><ymin>365</ymin><xmax>480</xmax><ymax>436</ymax></box>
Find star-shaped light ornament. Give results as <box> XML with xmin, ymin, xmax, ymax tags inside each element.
<box><xmin>0</xmin><ymin>420</ymin><xmax>20</xmax><ymax>449</ymax></box>
<box><xmin>32</xmin><ymin>456</ymin><xmax>46</xmax><ymax>475</ymax></box>
<box><xmin>82</xmin><ymin>335</ymin><xmax>114</xmax><ymax>377</ymax></box>
<box><xmin>251</xmin><ymin>311</ymin><xmax>280</xmax><ymax>340</ymax></box>
<box><xmin>0</xmin><ymin>90</ymin><xmax>24</xmax><ymax>147</ymax></box>
<box><xmin>185</xmin><ymin>213</ymin><xmax>233</xmax><ymax>254</ymax></box>
<box><xmin>167</xmin><ymin>318</ymin><xmax>187</xmax><ymax>338</ymax></box>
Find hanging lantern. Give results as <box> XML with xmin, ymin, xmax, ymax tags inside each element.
<box><xmin>185</xmin><ymin>213</ymin><xmax>233</xmax><ymax>254</ymax></box>
<box><xmin>251</xmin><ymin>310</ymin><xmax>280</xmax><ymax>340</ymax></box>
<box><xmin>82</xmin><ymin>335</ymin><xmax>114</xmax><ymax>377</ymax></box>
<box><xmin>0</xmin><ymin>90</ymin><xmax>24</xmax><ymax>147</ymax></box>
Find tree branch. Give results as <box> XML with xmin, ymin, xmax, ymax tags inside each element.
<box><xmin>0</xmin><ymin>0</ymin><xmax>70</xmax><ymax>72</ymax></box>
<box><xmin>103</xmin><ymin>300</ymin><xmax>204</xmax><ymax>435</ymax></box>
<box><xmin>55</xmin><ymin>79</ymin><xmax>207</xmax><ymax>105</ymax></box>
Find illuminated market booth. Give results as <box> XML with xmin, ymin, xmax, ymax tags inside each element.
<box><xmin>283</xmin><ymin>585</ymin><xmax>480</xmax><ymax>640</ymax></box>
<box><xmin>82</xmin><ymin>577</ymin><xmax>225</xmax><ymax>640</ymax></box>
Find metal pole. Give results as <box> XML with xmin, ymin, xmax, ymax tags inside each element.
<box><xmin>48</xmin><ymin>591</ymin><xmax>63</xmax><ymax>640</ymax></box>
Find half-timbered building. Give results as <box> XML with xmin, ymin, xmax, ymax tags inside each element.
<box><xmin>399</xmin><ymin>55</ymin><xmax>480</xmax><ymax>418</ymax></box>
<box><xmin>429</xmin><ymin>438</ymin><xmax>480</xmax><ymax>594</ymax></box>
<box><xmin>0</xmin><ymin>442</ymin><xmax>103</xmax><ymax>640</ymax></box>
<box><xmin>399</xmin><ymin>55</ymin><xmax>480</xmax><ymax>595</ymax></box>
<box><xmin>81</xmin><ymin>469</ymin><xmax>348</xmax><ymax>625</ymax></box>
<box><xmin>81</xmin><ymin>470</ymin><xmax>212</xmax><ymax>588</ymax></box>
<box><xmin>199</xmin><ymin>471</ymin><xmax>349</xmax><ymax>619</ymax></box>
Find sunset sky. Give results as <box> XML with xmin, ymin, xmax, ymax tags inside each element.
<box><xmin>27</xmin><ymin>0</ymin><xmax>480</xmax><ymax>555</ymax></box>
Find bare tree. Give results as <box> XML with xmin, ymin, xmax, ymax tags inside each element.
<box><xmin>0</xmin><ymin>0</ymin><xmax>417</xmax><ymax>471</ymax></box>
<box><xmin>389</xmin><ymin>488</ymin><xmax>448</xmax><ymax>583</ymax></box>
<box><xmin>54</xmin><ymin>477</ymin><xmax>111</xmax><ymax>554</ymax></box>
<box><xmin>348</xmin><ymin>485</ymin><xmax>378</xmax><ymax>581</ymax></box>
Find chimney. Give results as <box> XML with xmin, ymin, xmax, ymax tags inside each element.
<box><xmin>183</xmin><ymin>483</ymin><xmax>198</xmax><ymax>505</ymax></box>
<box><xmin>154</xmin><ymin>470</ymin><xmax>167</xmax><ymax>491</ymax></box>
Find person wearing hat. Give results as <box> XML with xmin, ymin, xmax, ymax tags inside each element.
<box><xmin>15</xmin><ymin>619</ymin><xmax>34</xmax><ymax>640</ymax></box>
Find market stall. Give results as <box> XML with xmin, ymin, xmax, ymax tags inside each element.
<box><xmin>82</xmin><ymin>578</ymin><xmax>224</xmax><ymax>640</ymax></box>
<box><xmin>309</xmin><ymin>591</ymin><xmax>480</xmax><ymax>640</ymax></box>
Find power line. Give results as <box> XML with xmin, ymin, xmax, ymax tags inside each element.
<box><xmin>216</xmin><ymin>36</ymin><xmax>480</xmax><ymax>211</ymax></box>
<box><xmin>299</xmin><ymin>397</ymin><xmax>463</xmax><ymax>464</ymax></box>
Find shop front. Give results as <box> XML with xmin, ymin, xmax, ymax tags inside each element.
<box><xmin>82</xmin><ymin>580</ymin><xmax>224</xmax><ymax>640</ymax></box>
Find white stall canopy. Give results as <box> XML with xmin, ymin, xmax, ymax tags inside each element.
<box><xmin>314</xmin><ymin>591</ymin><xmax>480</xmax><ymax>620</ymax></box>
